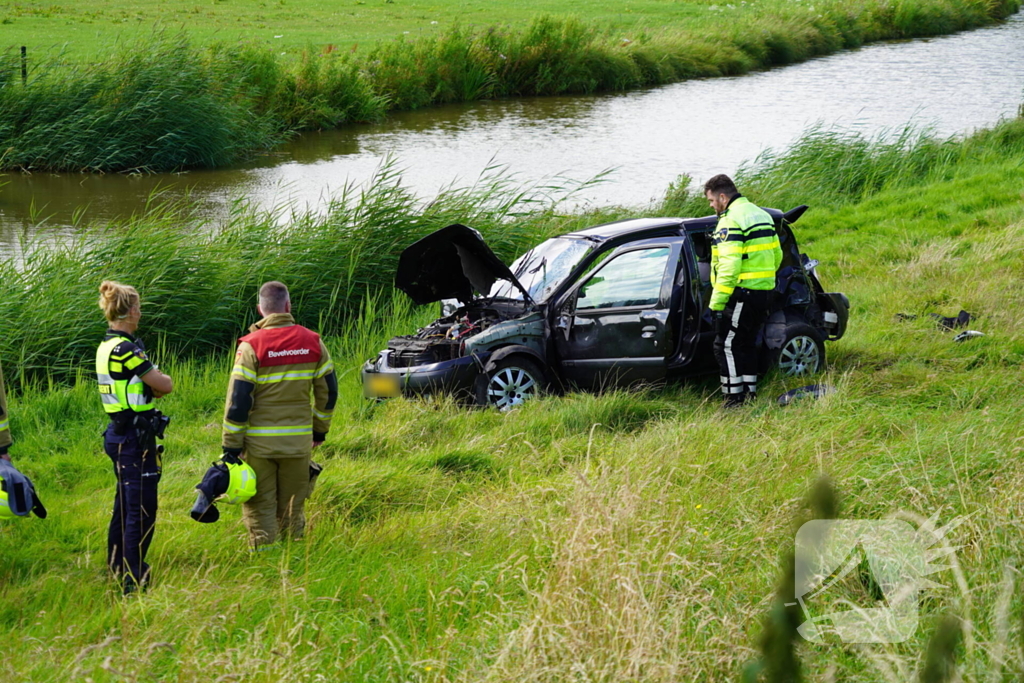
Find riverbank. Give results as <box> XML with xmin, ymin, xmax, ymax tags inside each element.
<box><xmin>1</xmin><ymin>0</ymin><xmax>1019</xmax><ymax>172</ymax></box>
<box><xmin>2</xmin><ymin>115</ymin><xmax>1023</xmax><ymax>386</ymax></box>
<box><xmin>3</xmin><ymin>115</ymin><xmax>1024</xmax><ymax>679</ymax></box>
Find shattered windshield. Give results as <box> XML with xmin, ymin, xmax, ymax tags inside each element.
<box><xmin>489</xmin><ymin>237</ymin><xmax>594</xmax><ymax>303</ymax></box>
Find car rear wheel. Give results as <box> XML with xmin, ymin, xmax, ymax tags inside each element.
<box><xmin>772</xmin><ymin>323</ymin><xmax>825</xmax><ymax>376</ymax></box>
<box><xmin>475</xmin><ymin>356</ymin><xmax>546</xmax><ymax>410</ymax></box>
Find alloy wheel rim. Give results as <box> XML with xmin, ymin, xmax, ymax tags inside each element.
<box><xmin>487</xmin><ymin>366</ymin><xmax>538</xmax><ymax>410</ymax></box>
<box><xmin>779</xmin><ymin>336</ymin><xmax>820</xmax><ymax>376</ymax></box>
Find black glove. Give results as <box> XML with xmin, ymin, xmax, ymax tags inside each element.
<box><xmin>222</xmin><ymin>447</ymin><xmax>243</xmax><ymax>465</ymax></box>
<box><xmin>711</xmin><ymin>310</ymin><xmax>725</xmax><ymax>334</ymax></box>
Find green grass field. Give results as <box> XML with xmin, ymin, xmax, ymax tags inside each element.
<box><xmin>2</xmin><ymin>0</ymin><xmax>714</xmax><ymax>61</ymax></box>
<box><xmin>2</xmin><ymin>116</ymin><xmax>1024</xmax><ymax>680</ymax></box>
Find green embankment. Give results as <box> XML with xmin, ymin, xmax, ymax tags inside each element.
<box><xmin>2</xmin><ymin>116</ymin><xmax>1024</xmax><ymax>680</ymax></box>
<box><xmin>0</xmin><ymin>0</ymin><xmax>1019</xmax><ymax>172</ymax></box>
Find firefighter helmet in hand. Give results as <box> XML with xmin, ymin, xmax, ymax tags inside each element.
<box><xmin>221</xmin><ymin>459</ymin><xmax>257</xmax><ymax>505</ymax></box>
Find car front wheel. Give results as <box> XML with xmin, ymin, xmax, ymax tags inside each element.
<box><xmin>474</xmin><ymin>356</ymin><xmax>546</xmax><ymax>410</ymax></box>
<box><xmin>772</xmin><ymin>323</ymin><xmax>825</xmax><ymax>376</ymax></box>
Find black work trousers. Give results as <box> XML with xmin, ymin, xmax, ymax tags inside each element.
<box><xmin>713</xmin><ymin>288</ymin><xmax>772</xmax><ymax>397</ymax></box>
<box><xmin>104</xmin><ymin>423</ymin><xmax>161</xmax><ymax>593</ymax></box>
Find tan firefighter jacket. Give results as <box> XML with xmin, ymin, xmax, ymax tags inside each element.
<box><xmin>222</xmin><ymin>313</ymin><xmax>338</xmax><ymax>459</ymax></box>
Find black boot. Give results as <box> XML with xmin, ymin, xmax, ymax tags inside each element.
<box><xmin>723</xmin><ymin>393</ymin><xmax>746</xmax><ymax>409</ymax></box>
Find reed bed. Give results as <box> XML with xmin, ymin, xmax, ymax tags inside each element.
<box><xmin>4</xmin><ymin>115</ymin><xmax>1024</xmax><ymax>387</ymax></box>
<box><xmin>1</xmin><ymin>0</ymin><xmax>1019</xmax><ymax>172</ymax></box>
<box><xmin>0</xmin><ymin>160</ymin><xmax>606</xmax><ymax>382</ymax></box>
<box><xmin>660</xmin><ymin>115</ymin><xmax>1024</xmax><ymax>216</ymax></box>
<box><xmin>0</xmin><ymin>38</ymin><xmax>280</xmax><ymax>172</ymax></box>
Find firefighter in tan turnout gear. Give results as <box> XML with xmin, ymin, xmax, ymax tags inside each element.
<box><xmin>222</xmin><ymin>281</ymin><xmax>338</xmax><ymax>547</ymax></box>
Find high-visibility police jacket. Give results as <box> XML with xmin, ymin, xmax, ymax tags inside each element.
<box><xmin>709</xmin><ymin>195</ymin><xmax>784</xmax><ymax>311</ymax></box>
<box><xmin>222</xmin><ymin>313</ymin><xmax>338</xmax><ymax>459</ymax></box>
<box><xmin>96</xmin><ymin>331</ymin><xmax>156</xmax><ymax>417</ymax></box>
<box><xmin>0</xmin><ymin>359</ymin><xmax>11</xmax><ymax>455</ymax></box>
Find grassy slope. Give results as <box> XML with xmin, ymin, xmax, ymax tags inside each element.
<box><xmin>2</xmin><ymin>119</ymin><xmax>1024</xmax><ymax>680</ymax></box>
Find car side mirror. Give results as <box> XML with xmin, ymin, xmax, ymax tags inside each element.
<box><xmin>556</xmin><ymin>296</ymin><xmax>577</xmax><ymax>340</ymax></box>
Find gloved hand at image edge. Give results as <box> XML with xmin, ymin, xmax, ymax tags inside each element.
<box><xmin>0</xmin><ymin>459</ymin><xmax>47</xmax><ymax>519</ymax></box>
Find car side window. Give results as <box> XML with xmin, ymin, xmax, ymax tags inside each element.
<box><xmin>576</xmin><ymin>247</ymin><xmax>671</xmax><ymax>311</ymax></box>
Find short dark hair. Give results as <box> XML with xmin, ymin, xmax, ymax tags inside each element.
<box><xmin>259</xmin><ymin>281</ymin><xmax>290</xmax><ymax>313</ymax></box>
<box><xmin>703</xmin><ymin>174</ymin><xmax>738</xmax><ymax>197</ymax></box>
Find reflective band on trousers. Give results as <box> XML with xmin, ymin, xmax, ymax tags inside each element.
<box><xmin>0</xmin><ymin>418</ymin><xmax>9</xmax><ymax>431</ymax></box>
<box><xmin>95</xmin><ymin>336</ymin><xmax>154</xmax><ymax>413</ymax></box>
<box><xmin>246</xmin><ymin>424</ymin><xmax>313</xmax><ymax>437</ymax></box>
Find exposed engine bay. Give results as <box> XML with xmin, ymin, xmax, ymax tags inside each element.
<box><xmin>387</xmin><ymin>303</ymin><xmax>518</xmax><ymax>368</ymax></box>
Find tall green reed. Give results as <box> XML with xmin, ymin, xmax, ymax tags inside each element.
<box><xmin>661</xmin><ymin>116</ymin><xmax>1024</xmax><ymax>215</ymax></box>
<box><xmin>0</xmin><ymin>160</ymin><xmax>583</xmax><ymax>385</ymax></box>
<box><xmin>0</xmin><ymin>38</ymin><xmax>280</xmax><ymax>172</ymax></box>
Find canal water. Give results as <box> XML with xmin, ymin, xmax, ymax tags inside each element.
<box><xmin>1</xmin><ymin>11</ymin><xmax>1022</xmax><ymax>249</ymax></box>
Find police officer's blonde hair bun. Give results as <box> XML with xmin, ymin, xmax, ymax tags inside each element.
<box><xmin>98</xmin><ymin>280</ymin><xmax>140</xmax><ymax>322</ymax></box>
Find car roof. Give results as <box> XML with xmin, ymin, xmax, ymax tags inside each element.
<box><xmin>560</xmin><ymin>209</ymin><xmax>788</xmax><ymax>242</ymax></box>
<box><xmin>562</xmin><ymin>217</ymin><xmax>686</xmax><ymax>241</ymax></box>
<box><xmin>561</xmin><ymin>216</ymin><xmax>722</xmax><ymax>242</ymax></box>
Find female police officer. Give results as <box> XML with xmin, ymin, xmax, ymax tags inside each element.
<box><xmin>96</xmin><ymin>281</ymin><xmax>173</xmax><ymax>594</ymax></box>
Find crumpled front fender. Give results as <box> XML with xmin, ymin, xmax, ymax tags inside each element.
<box><xmin>482</xmin><ymin>345</ymin><xmax>547</xmax><ymax>373</ymax></box>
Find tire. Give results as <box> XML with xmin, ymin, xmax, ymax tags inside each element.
<box><xmin>474</xmin><ymin>356</ymin><xmax>547</xmax><ymax>410</ymax></box>
<box><xmin>771</xmin><ymin>323</ymin><xmax>825</xmax><ymax>376</ymax></box>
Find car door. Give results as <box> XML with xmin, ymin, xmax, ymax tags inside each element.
<box><xmin>554</xmin><ymin>244</ymin><xmax>677</xmax><ymax>389</ymax></box>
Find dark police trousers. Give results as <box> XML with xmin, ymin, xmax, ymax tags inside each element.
<box><xmin>713</xmin><ymin>288</ymin><xmax>772</xmax><ymax>397</ymax></box>
<box><xmin>104</xmin><ymin>424</ymin><xmax>161</xmax><ymax>591</ymax></box>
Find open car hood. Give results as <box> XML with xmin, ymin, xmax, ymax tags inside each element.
<box><xmin>395</xmin><ymin>224</ymin><xmax>533</xmax><ymax>306</ymax></box>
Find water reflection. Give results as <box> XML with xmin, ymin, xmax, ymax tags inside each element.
<box><xmin>1</xmin><ymin>10</ymin><xmax>1022</xmax><ymax>249</ymax></box>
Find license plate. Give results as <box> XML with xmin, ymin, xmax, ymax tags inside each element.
<box><xmin>364</xmin><ymin>373</ymin><xmax>401</xmax><ymax>398</ymax></box>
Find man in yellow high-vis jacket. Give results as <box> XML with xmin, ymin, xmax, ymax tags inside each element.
<box><xmin>222</xmin><ymin>281</ymin><xmax>338</xmax><ymax>547</ymax></box>
<box><xmin>704</xmin><ymin>174</ymin><xmax>783</xmax><ymax>407</ymax></box>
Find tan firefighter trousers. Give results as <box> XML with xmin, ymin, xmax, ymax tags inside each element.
<box><xmin>242</xmin><ymin>454</ymin><xmax>310</xmax><ymax>546</ymax></box>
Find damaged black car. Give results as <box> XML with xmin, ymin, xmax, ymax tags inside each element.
<box><xmin>362</xmin><ymin>208</ymin><xmax>849</xmax><ymax>409</ymax></box>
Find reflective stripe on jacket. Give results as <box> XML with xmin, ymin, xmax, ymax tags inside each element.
<box><xmin>709</xmin><ymin>196</ymin><xmax>783</xmax><ymax>311</ymax></box>
<box><xmin>0</xmin><ymin>359</ymin><xmax>11</xmax><ymax>452</ymax></box>
<box><xmin>222</xmin><ymin>313</ymin><xmax>337</xmax><ymax>459</ymax></box>
<box><xmin>96</xmin><ymin>333</ymin><xmax>155</xmax><ymax>414</ymax></box>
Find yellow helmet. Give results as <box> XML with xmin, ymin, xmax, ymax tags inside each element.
<box><xmin>0</xmin><ymin>484</ymin><xmax>16</xmax><ymax>520</ymax></box>
<box><xmin>220</xmin><ymin>459</ymin><xmax>257</xmax><ymax>505</ymax></box>
<box><xmin>1</xmin><ymin>461</ymin><xmax>47</xmax><ymax>520</ymax></box>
